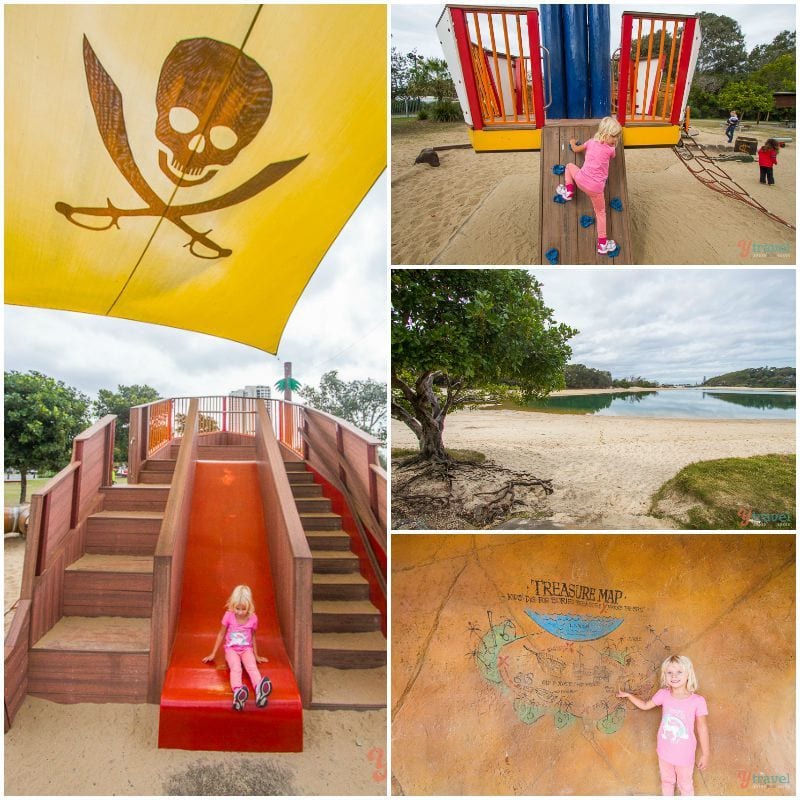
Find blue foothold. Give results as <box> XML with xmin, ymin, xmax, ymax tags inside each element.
<box><xmin>545</xmin><ymin>247</ymin><xmax>559</xmax><ymax>265</ymax></box>
<box><xmin>580</xmin><ymin>215</ymin><xmax>595</xmax><ymax>228</ymax></box>
<box><xmin>553</xmin><ymin>194</ymin><xmax>566</xmax><ymax>204</ymax></box>
<box><xmin>607</xmin><ymin>244</ymin><xmax>621</xmax><ymax>258</ymax></box>
<box><xmin>552</xmin><ymin>164</ymin><xmax>566</xmax><ymax>175</ymax></box>
<box><xmin>610</xmin><ymin>197</ymin><xmax>624</xmax><ymax>212</ymax></box>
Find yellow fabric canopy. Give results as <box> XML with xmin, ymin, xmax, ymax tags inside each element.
<box><xmin>5</xmin><ymin>4</ymin><xmax>386</xmax><ymax>353</ymax></box>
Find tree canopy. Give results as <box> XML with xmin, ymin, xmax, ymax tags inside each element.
<box><xmin>4</xmin><ymin>370</ymin><xmax>91</xmax><ymax>503</ymax></box>
<box><xmin>300</xmin><ymin>370</ymin><xmax>387</xmax><ymax>441</ymax></box>
<box><xmin>392</xmin><ymin>269</ymin><xmax>577</xmax><ymax>460</ymax></box>
<box><xmin>94</xmin><ymin>384</ymin><xmax>161</xmax><ymax>463</ymax></box>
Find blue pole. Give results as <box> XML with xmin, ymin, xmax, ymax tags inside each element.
<box><xmin>539</xmin><ymin>4</ymin><xmax>566</xmax><ymax>119</ymax></box>
<box><xmin>588</xmin><ymin>5</ymin><xmax>611</xmax><ymax>117</ymax></box>
<box><xmin>562</xmin><ymin>5</ymin><xmax>589</xmax><ymax>118</ymax></box>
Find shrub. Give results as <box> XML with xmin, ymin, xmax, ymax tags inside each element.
<box><xmin>417</xmin><ymin>108</ymin><xmax>429</xmax><ymax>120</ymax></box>
<box><xmin>431</xmin><ymin>100</ymin><xmax>464</xmax><ymax>122</ymax></box>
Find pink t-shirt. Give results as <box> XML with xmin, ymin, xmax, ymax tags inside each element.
<box><xmin>222</xmin><ymin>610</ymin><xmax>258</xmax><ymax>653</ymax></box>
<box><xmin>652</xmin><ymin>688</ymin><xmax>708</xmax><ymax>766</ymax></box>
<box><xmin>575</xmin><ymin>139</ymin><xmax>617</xmax><ymax>194</ymax></box>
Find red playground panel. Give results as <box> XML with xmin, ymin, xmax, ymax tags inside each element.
<box><xmin>158</xmin><ymin>461</ymin><xmax>303</xmax><ymax>752</ymax></box>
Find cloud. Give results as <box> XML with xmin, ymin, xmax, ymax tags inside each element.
<box><xmin>531</xmin><ymin>269</ymin><xmax>795</xmax><ymax>383</ymax></box>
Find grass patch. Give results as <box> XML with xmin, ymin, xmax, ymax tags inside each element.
<box><xmin>5</xmin><ymin>475</ymin><xmax>128</xmax><ymax>506</ymax></box>
<box><xmin>649</xmin><ymin>453</ymin><xmax>795</xmax><ymax>529</ymax></box>
<box><xmin>391</xmin><ymin>447</ymin><xmax>486</xmax><ymax>463</ymax></box>
<box><xmin>164</xmin><ymin>758</ymin><xmax>296</xmax><ymax>796</ymax></box>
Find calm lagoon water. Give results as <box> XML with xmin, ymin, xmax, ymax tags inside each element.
<box><xmin>523</xmin><ymin>389</ymin><xmax>796</xmax><ymax>420</ymax></box>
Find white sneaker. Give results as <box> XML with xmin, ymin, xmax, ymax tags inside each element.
<box><xmin>597</xmin><ymin>239</ymin><xmax>618</xmax><ymax>255</ymax></box>
<box><xmin>556</xmin><ymin>184</ymin><xmax>574</xmax><ymax>201</ymax></box>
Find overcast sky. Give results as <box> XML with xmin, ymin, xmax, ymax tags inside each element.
<box><xmin>3</xmin><ymin>175</ymin><xmax>388</xmax><ymax>404</ymax></box>
<box><xmin>530</xmin><ymin>269</ymin><xmax>796</xmax><ymax>384</ymax></box>
<box><xmin>391</xmin><ymin>1</ymin><xmax>797</xmax><ymax>60</ymax></box>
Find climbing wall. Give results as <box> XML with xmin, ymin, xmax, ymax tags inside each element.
<box><xmin>391</xmin><ymin>534</ymin><xmax>795</xmax><ymax>795</ymax></box>
<box><xmin>540</xmin><ymin>124</ymin><xmax>632</xmax><ymax>265</ymax></box>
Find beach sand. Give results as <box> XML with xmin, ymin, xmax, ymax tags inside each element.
<box><xmin>3</xmin><ymin>535</ymin><xmax>386</xmax><ymax>796</ymax></box>
<box><xmin>391</xmin><ymin>120</ymin><xmax>796</xmax><ymax>265</ymax></box>
<box><xmin>390</xmin><ymin>408</ymin><xmax>795</xmax><ymax>529</ymax></box>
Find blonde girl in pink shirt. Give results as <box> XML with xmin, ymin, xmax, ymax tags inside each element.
<box><xmin>202</xmin><ymin>584</ymin><xmax>272</xmax><ymax>711</ymax></box>
<box><xmin>618</xmin><ymin>655</ymin><xmax>709</xmax><ymax>795</ymax></box>
<box><xmin>556</xmin><ymin>116</ymin><xmax>622</xmax><ymax>255</ymax></box>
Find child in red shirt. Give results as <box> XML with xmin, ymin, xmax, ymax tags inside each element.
<box><xmin>758</xmin><ymin>139</ymin><xmax>779</xmax><ymax>185</ymax></box>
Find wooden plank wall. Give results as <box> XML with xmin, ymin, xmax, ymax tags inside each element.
<box><xmin>148</xmin><ymin>400</ymin><xmax>199</xmax><ymax>703</ymax></box>
<box><xmin>255</xmin><ymin>402</ymin><xmax>313</xmax><ymax>707</ymax></box>
<box><xmin>5</xmin><ymin>416</ymin><xmax>116</xmax><ymax>728</ymax></box>
<box><xmin>4</xmin><ymin>599</ymin><xmax>32</xmax><ymax>730</ymax></box>
<box><xmin>539</xmin><ymin>124</ymin><xmax>632</xmax><ymax>265</ymax></box>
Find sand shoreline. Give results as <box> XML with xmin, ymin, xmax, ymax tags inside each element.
<box><xmin>390</xmin><ymin>408</ymin><xmax>795</xmax><ymax>529</ymax></box>
<box><xmin>551</xmin><ymin>385</ymin><xmax>796</xmax><ymax>396</ymax></box>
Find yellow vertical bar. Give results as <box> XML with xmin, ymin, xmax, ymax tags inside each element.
<box><xmin>487</xmin><ymin>13</ymin><xmax>507</xmax><ymax>120</ymax></box>
<box><xmin>515</xmin><ymin>13</ymin><xmax>531</xmax><ymax>121</ymax></box>
<box><xmin>502</xmin><ymin>12</ymin><xmax>518</xmax><ymax>122</ymax></box>
<box><xmin>661</xmin><ymin>20</ymin><xmax>679</xmax><ymax>121</ymax></box>
<box><xmin>641</xmin><ymin>19</ymin><xmax>654</xmax><ymax>120</ymax></box>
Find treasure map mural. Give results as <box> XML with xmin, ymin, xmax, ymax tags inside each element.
<box><xmin>471</xmin><ymin>578</ymin><xmax>671</xmax><ymax>734</ymax></box>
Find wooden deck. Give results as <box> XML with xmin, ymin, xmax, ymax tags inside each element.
<box><xmin>539</xmin><ymin>123</ymin><xmax>632</xmax><ymax>265</ymax></box>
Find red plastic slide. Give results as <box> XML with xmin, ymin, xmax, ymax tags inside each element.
<box><xmin>158</xmin><ymin>461</ymin><xmax>303</xmax><ymax>751</ymax></box>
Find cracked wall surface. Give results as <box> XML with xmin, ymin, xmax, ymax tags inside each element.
<box><xmin>391</xmin><ymin>534</ymin><xmax>795</xmax><ymax>796</ymax></box>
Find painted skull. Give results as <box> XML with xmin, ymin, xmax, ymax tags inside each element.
<box><xmin>155</xmin><ymin>37</ymin><xmax>273</xmax><ymax>186</ymax></box>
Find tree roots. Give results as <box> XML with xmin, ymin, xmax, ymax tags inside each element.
<box><xmin>393</xmin><ymin>457</ymin><xmax>553</xmax><ymax>529</ymax></box>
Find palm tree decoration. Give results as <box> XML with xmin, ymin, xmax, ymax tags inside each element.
<box><xmin>274</xmin><ymin>377</ymin><xmax>302</xmax><ymax>392</ymax></box>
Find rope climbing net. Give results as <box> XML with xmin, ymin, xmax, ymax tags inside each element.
<box><xmin>672</xmin><ymin>134</ymin><xmax>796</xmax><ymax>231</ymax></box>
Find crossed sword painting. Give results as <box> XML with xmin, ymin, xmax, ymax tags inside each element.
<box><xmin>55</xmin><ymin>37</ymin><xmax>306</xmax><ymax>260</ymax></box>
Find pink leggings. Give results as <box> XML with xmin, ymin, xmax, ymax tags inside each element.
<box><xmin>659</xmin><ymin>758</ymin><xmax>695</xmax><ymax>796</ymax></box>
<box><xmin>225</xmin><ymin>647</ymin><xmax>262</xmax><ymax>691</ymax></box>
<box><xmin>565</xmin><ymin>162</ymin><xmax>607</xmax><ymax>238</ymax></box>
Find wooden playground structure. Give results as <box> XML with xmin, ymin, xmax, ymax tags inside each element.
<box><xmin>4</xmin><ymin>396</ymin><xmax>387</xmax><ymax>751</ymax></box>
<box><xmin>437</xmin><ymin>4</ymin><xmax>702</xmax><ymax>264</ymax></box>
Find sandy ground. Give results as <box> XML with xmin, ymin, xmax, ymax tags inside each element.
<box><xmin>3</xmin><ymin>535</ymin><xmax>387</xmax><ymax>796</ymax></box>
<box><xmin>390</xmin><ymin>408</ymin><xmax>796</xmax><ymax>529</ymax></box>
<box><xmin>391</xmin><ymin>120</ymin><xmax>796</xmax><ymax>265</ymax></box>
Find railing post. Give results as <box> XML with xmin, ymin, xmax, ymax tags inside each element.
<box><xmin>617</xmin><ymin>13</ymin><xmax>633</xmax><ymax>127</ymax></box>
<box><xmin>451</xmin><ymin>6</ymin><xmax>485</xmax><ymax>130</ymax></box>
<box><xmin>669</xmin><ymin>16</ymin><xmax>697</xmax><ymax>125</ymax></box>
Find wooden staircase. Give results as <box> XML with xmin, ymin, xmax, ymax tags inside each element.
<box><xmin>27</xmin><ymin>440</ymin><xmax>385</xmax><ymax>711</ymax></box>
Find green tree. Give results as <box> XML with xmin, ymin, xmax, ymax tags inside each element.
<box><xmin>695</xmin><ymin>13</ymin><xmax>748</xmax><ymax>75</ymax></box>
<box><xmin>747</xmin><ymin>30</ymin><xmax>796</xmax><ymax>72</ymax></box>
<box><xmin>392</xmin><ymin>270</ymin><xmax>577</xmax><ymax>461</ymax></box>
<box><xmin>717</xmin><ymin>80</ymin><xmax>774</xmax><ymax>121</ymax></box>
<box><xmin>94</xmin><ymin>384</ymin><xmax>161</xmax><ymax>463</ymax></box>
<box><xmin>408</xmin><ymin>57</ymin><xmax>456</xmax><ymax>102</ymax></box>
<box><xmin>300</xmin><ymin>370</ymin><xmax>387</xmax><ymax>441</ymax></box>
<box><xmin>4</xmin><ymin>371</ymin><xmax>91</xmax><ymax>503</ymax></box>
<box><xmin>391</xmin><ymin>46</ymin><xmax>415</xmax><ymax>100</ymax></box>
<box><xmin>751</xmin><ymin>53</ymin><xmax>796</xmax><ymax>93</ymax></box>
<box><xmin>565</xmin><ymin>364</ymin><xmax>612</xmax><ymax>389</ymax></box>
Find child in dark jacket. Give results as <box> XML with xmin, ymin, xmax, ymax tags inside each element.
<box><xmin>758</xmin><ymin>139</ymin><xmax>779</xmax><ymax>185</ymax></box>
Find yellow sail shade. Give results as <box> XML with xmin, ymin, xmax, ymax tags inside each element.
<box><xmin>5</xmin><ymin>4</ymin><xmax>386</xmax><ymax>352</ymax></box>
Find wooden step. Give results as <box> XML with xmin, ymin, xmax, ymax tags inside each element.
<box><xmin>300</xmin><ymin>512</ymin><xmax>342</xmax><ymax>531</ymax></box>
<box><xmin>290</xmin><ymin>483</ymin><xmax>324</xmax><ymax>498</ymax></box>
<box><xmin>313</xmin><ymin>573</ymin><xmax>370</xmax><ymax>601</ymax></box>
<box><xmin>310</xmin><ymin>666</ymin><xmax>386</xmax><ymax>711</ymax></box>
<box><xmin>85</xmin><ymin>510</ymin><xmax>163</xmax><ymax>556</ymax></box>
<box><xmin>306</xmin><ymin>530</ymin><xmax>352</xmax><ymax>551</ymax></box>
<box><xmin>197</xmin><ymin>445</ymin><xmax>256</xmax><ymax>460</ymax></box>
<box><xmin>63</xmin><ymin>555</ymin><xmax>154</xmax><ymax>617</ymax></box>
<box><xmin>312</xmin><ymin>550</ymin><xmax>360</xmax><ymax>574</ymax></box>
<box><xmin>100</xmin><ymin>484</ymin><xmax>170</xmax><ymax>511</ymax></box>
<box><xmin>138</xmin><ymin>470</ymin><xmax>174</xmax><ymax>485</ymax></box>
<box><xmin>283</xmin><ymin>461</ymin><xmax>309</xmax><ymax>472</ymax></box>
<box><xmin>287</xmin><ymin>472</ymin><xmax>315</xmax><ymax>484</ymax></box>
<box><xmin>294</xmin><ymin>496</ymin><xmax>332</xmax><ymax>513</ymax></box>
<box><xmin>28</xmin><ymin>616</ymin><xmax>150</xmax><ymax>703</ymax></box>
<box><xmin>142</xmin><ymin>459</ymin><xmax>176</xmax><ymax>471</ymax></box>
<box><xmin>312</xmin><ymin>600</ymin><xmax>382</xmax><ymax>633</ymax></box>
<box><xmin>313</xmin><ymin>631</ymin><xmax>386</xmax><ymax>668</ymax></box>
